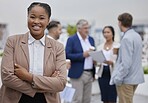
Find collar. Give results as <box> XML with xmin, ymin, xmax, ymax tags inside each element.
<box><xmin>121</xmin><ymin>28</ymin><xmax>132</xmax><ymax>40</ymax></box>
<box><xmin>123</xmin><ymin>27</ymin><xmax>132</xmax><ymax>34</ymax></box>
<box><xmin>28</xmin><ymin>32</ymin><xmax>45</xmax><ymax>46</ymax></box>
<box><xmin>47</xmin><ymin>35</ymin><xmax>55</xmax><ymax>40</ymax></box>
<box><xmin>77</xmin><ymin>32</ymin><xmax>89</xmax><ymax>41</ymax></box>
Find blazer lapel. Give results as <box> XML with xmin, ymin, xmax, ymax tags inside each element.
<box><xmin>75</xmin><ymin>34</ymin><xmax>83</xmax><ymax>52</ymax></box>
<box><xmin>20</xmin><ymin>32</ymin><xmax>30</xmax><ymax>70</ymax></box>
<box><xmin>88</xmin><ymin>36</ymin><xmax>93</xmax><ymax>46</ymax></box>
<box><xmin>44</xmin><ymin>36</ymin><xmax>52</xmax><ymax>74</ymax></box>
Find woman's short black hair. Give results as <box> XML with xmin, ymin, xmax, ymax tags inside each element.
<box><xmin>27</xmin><ymin>2</ymin><xmax>51</xmax><ymax>18</ymax></box>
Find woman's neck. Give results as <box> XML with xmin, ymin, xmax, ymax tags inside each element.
<box><xmin>104</xmin><ymin>40</ymin><xmax>113</xmax><ymax>51</ymax></box>
<box><xmin>106</xmin><ymin>40</ymin><xmax>113</xmax><ymax>44</ymax></box>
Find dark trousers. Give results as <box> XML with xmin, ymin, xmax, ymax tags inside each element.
<box><xmin>19</xmin><ymin>93</ymin><xmax>47</xmax><ymax>103</ymax></box>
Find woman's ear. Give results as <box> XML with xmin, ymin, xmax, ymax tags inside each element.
<box><xmin>46</xmin><ymin>19</ymin><xmax>50</xmax><ymax>27</ymax></box>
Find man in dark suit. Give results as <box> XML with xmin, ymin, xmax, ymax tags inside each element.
<box><xmin>65</xmin><ymin>19</ymin><xmax>95</xmax><ymax>103</ymax></box>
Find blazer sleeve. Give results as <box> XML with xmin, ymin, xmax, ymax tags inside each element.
<box><xmin>1</xmin><ymin>36</ymin><xmax>36</xmax><ymax>97</ymax></box>
<box><xmin>65</xmin><ymin>37</ymin><xmax>84</xmax><ymax>62</ymax></box>
<box><xmin>32</xmin><ymin>43</ymin><xmax>67</xmax><ymax>93</ymax></box>
<box><xmin>111</xmin><ymin>38</ymin><xmax>133</xmax><ymax>85</ymax></box>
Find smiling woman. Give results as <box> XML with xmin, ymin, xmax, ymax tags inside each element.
<box><xmin>0</xmin><ymin>2</ymin><xmax>67</xmax><ymax>103</ymax></box>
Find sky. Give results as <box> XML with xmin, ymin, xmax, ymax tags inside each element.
<box><xmin>0</xmin><ymin>0</ymin><xmax>148</xmax><ymax>35</ymax></box>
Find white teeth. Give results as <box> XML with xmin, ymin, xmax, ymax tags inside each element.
<box><xmin>33</xmin><ymin>26</ymin><xmax>40</xmax><ymax>30</ymax></box>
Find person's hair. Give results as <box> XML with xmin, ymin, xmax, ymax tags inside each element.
<box><xmin>76</xmin><ymin>19</ymin><xmax>88</xmax><ymax>29</ymax></box>
<box><xmin>27</xmin><ymin>2</ymin><xmax>51</xmax><ymax>18</ymax></box>
<box><xmin>103</xmin><ymin>26</ymin><xmax>115</xmax><ymax>41</ymax></box>
<box><xmin>118</xmin><ymin>13</ymin><xmax>133</xmax><ymax>27</ymax></box>
<box><xmin>46</xmin><ymin>20</ymin><xmax>61</xmax><ymax>30</ymax></box>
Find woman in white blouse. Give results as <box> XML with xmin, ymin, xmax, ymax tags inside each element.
<box><xmin>97</xmin><ymin>26</ymin><xmax>119</xmax><ymax>103</ymax></box>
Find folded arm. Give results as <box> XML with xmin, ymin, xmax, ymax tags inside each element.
<box><xmin>1</xmin><ymin>37</ymin><xmax>36</xmax><ymax>97</ymax></box>
<box><xmin>30</xmin><ymin>44</ymin><xmax>67</xmax><ymax>92</ymax></box>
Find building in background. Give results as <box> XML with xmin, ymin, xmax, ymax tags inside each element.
<box><xmin>0</xmin><ymin>23</ymin><xmax>8</xmax><ymax>49</ymax></box>
<box><xmin>133</xmin><ymin>21</ymin><xmax>148</xmax><ymax>67</ymax></box>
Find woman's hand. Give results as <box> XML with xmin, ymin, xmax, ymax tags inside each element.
<box><xmin>14</xmin><ymin>63</ymin><xmax>33</xmax><ymax>83</ymax></box>
<box><xmin>51</xmin><ymin>70</ymin><xmax>60</xmax><ymax>77</ymax></box>
<box><xmin>104</xmin><ymin>60</ymin><xmax>113</xmax><ymax>65</ymax></box>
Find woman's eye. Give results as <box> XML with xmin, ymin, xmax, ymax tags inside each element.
<box><xmin>40</xmin><ymin>17</ymin><xmax>45</xmax><ymax>20</ymax></box>
<box><xmin>30</xmin><ymin>16</ymin><xmax>35</xmax><ymax>19</ymax></box>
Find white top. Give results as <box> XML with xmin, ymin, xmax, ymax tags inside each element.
<box><xmin>97</xmin><ymin>42</ymin><xmax>120</xmax><ymax>77</ymax></box>
<box><xmin>77</xmin><ymin>32</ymin><xmax>93</xmax><ymax>70</ymax></box>
<box><xmin>28</xmin><ymin>33</ymin><xmax>45</xmax><ymax>76</ymax></box>
<box><xmin>113</xmin><ymin>42</ymin><xmax>120</xmax><ymax>48</ymax></box>
<box><xmin>102</xmin><ymin>49</ymin><xmax>112</xmax><ymax>66</ymax></box>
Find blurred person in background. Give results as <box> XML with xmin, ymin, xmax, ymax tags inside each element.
<box><xmin>65</xmin><ymin>19</ymin><xmax>96</xmax><ymax>103</ymax></box>
<box><xmin>97</xmin><ymin>26</ymin><xmax>118</xmax><ymax>103</ymax></box>
<box><xmin>46</xmin><ymin>20</ymin><xmax>62</xmax><ymax>40</ymax></box>
<box><xmin>110</xmin><ymin>13</ymin><xmax>145</xmax><ymax>103</ymax></box>
<box><xmin>46</xmin><ymin>20</ymin><xmax>71</xmax><ymax>69</ymax></box>
<box><xmin>0</xmin><ymin>2</ymin><xmax>67</xmax><ymax>103</ymax></box>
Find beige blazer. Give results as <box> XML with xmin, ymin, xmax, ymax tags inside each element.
<box><xmin>0</xmin><ymin>32</ymin><xmax>67</xmax><ymax>103</ymax></box>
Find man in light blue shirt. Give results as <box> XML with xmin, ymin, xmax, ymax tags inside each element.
<box><xmin>110</xmin><ymin>13</ymin><xmax>144</xmax><ymax>103</ymax></box>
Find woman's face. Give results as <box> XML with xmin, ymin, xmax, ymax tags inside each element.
<box><xmin>103</xmin><ymin>28</ymin><xmax>113</xmax><ymax>41</ymax></box>
<box><xmin>28</xmin><ymin>5</ymin><xmax>49</xmax><ymax>39</ymax></box>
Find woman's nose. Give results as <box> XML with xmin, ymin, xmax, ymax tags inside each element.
<box><xmin>34</xmin><ymin>18</ymin><xmax>40</xmax><ymax>23</ymax></box>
